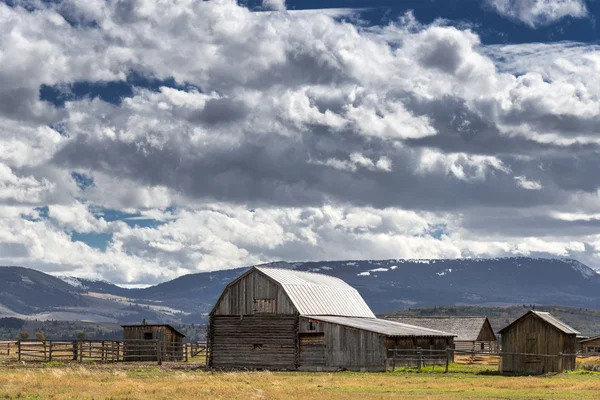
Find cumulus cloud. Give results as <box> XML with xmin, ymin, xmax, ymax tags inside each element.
<box><xmin>0</xmin><ymin>0</ymin><xmax>600</xmax><ymax>283</ymax></box>
<box><xmin>485</xmin><ymin>0</ymin><xmax>589</xmax><ymax>27</ymax></box>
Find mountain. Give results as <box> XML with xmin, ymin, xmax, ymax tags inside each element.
<box><xmin>2</xmin><ymin>257</ymin><xmax>600</xmax><ymax>324</ymax></box>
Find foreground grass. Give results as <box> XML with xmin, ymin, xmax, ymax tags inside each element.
<box><xmin>1</xmin><ymin>362</ymin><xmax>600</xmax><ymax>399</ymax></box>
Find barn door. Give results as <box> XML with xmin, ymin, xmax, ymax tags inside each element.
<box><xmin>299</xmin><ymin>333</ymin><xmax>325</xmax><ymax>368</ymax></box>
<box><xmin>525</xmin><ymin>335</ymin><xmax>543</xmax><ymax>374</ymax></box>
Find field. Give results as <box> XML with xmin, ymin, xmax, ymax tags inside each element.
<box><xmin>2</xmin><ymin>357</ymin><xmax>600</xmax><ymax>399</ymax></box>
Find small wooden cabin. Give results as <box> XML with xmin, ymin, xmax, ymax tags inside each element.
<box><xmin>498</xmin><ymin>311</ymin><xmax>579</xmax><ymax>374</ymax></box>
<box><xmin>208</xmin><ymin>267</ymin><xmax>455</xmax><ymax>371</ymax></box>
<box><xmin>386</xmin><ymin>316</ymin><xmax>498</xmax><ymax>353</ymax></box>
<box><xmin>122</xmin><ymin>324</ymin><xmax>185</xmax><ymax>362</ymax></box>
<box><xmin>580</xmin><ymin>336</ymin><xmax>600</xmax><ymax>354</ymax></box>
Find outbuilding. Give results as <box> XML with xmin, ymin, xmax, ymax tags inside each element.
<box><xmin>498</xmin><ymin>311</ymin><xmax>579</xmax><ymax>374</ymax></box>
<box><xmin>121</xmin><ymin>324</ymin><xmax>186</xmax><ymax>361</ymax></box>
<box><xmin>208</xmin><ymin>266</ymin><xmax>455</xmax><ymax>371</ymax></box>
<box><xmin>579</xmin><ymin>335</ymin><xmax>600</xmax><ymax>354</ymax></box>
<box><xmin>385</xmin><ymin>316</ymin><xmax>498</xmax><ymax>353</ymax></box>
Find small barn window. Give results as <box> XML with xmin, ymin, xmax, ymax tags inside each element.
<box><xmin>480</xmin><ymin>343</ymin><xmax>485</xmax><ymax>351</ymax></box>
<box><xmin>253</xmin><ymin>344</ymin><xmax>264</xmax><ymax>350</ymax></box>
<box><xmin>308</xmin><ymin>321</ymin><xmax>317</xmax><ymax>331</ymax></box>
<box><xmin>253</xmin><ymin>299</ymin><xmax>275</xmax><ymax>313</ymax></box>
<box><xmin>144</xmin><ymin>332</ymin><xmax>153</xmax><ymax>340</ymax></box>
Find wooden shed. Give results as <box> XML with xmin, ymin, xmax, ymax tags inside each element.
<box><xmin>208</xmin><ymin>266</ymin><xmax>455</xmax><ymax>371</ymax></box>
<box><xmin>498</xmin><ymin>311</ymin><xmax>579</xmax><ymax>374</ymax></box>
<box><xmin>579</xmin><ymin>336</ymin><xmax>600</xmax><ymax>354</ymax></box>
<box><xmin>121</xmin><ymin>324</ymin><xmax>185</xmax><ymax>362</ymax></box>
<box><xmin>386</xmin><ymin>316</ymin><xmax>498</xmax><ymax>353</ymax></box>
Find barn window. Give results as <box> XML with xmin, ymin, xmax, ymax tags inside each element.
<box><xmin>144</xmin><ymin>332</ymin><xmax>153</xmax><ymax>340</ymax></box>
<box><xmin>253</xmin><ymin>299</ymin><xmax>275</xmax><ymax>313</ymax></box>
<box><xmin>253</xmin><ymin>344</ymin><xmax>264</xmax><ymax>350</ymax></box>
<box><xmin>308</xmin><ymin>321</ymin><xmax>317</xmax><ymax>331</ymax></box>
<box><xmin>480</xmin><ymin>343</ymin><xmax>485</xmax><ymax>351</ymax></box>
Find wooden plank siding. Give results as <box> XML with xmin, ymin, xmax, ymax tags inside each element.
<box><xmin>122</xmin><ymin>325</ymin><xmax>185</xmax><ymax>361</ymax></box>
<box><xmin>500</xmin><ymin>313</ymin><xmax>577</xmax><ymax>374</ymax></box>
<box><xmin>299</xmin><ymin>317</ymin><xmax>388</xmax><ymax>371</ymax></box>
<box><xmin>212</xmin><ymin>270</ymin><xmax>296</xmax><ymax>316</ymax></box>
<box><xmin>580</xmin><ymin>337</ymin><xmax>600</xmax><ymax>354</ymax></box>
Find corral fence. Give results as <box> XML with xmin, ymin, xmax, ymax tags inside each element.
<box><xmin>387</xmin><ymin>348</ymin><xmax>579</xmax><ymax>373</ymax></box>
<box><xmin>0</xmin><ymin>340</ymin><xmax>208</xmax><ymax>365</ymax></box>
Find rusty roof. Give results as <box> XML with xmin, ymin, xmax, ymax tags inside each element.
<box><xmin>304</xmin><ymin>316</ymin><xmax>456</xmax><ymax>338</ymax></box>
<box><xmin>255</xmin><ymin>267</ymin><xmax>376</xmax><ymax>318</ymax></box>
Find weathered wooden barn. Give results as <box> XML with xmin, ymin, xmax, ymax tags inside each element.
<box><xmin>386</xmin><ymin>316</ymin><xmax>498</xmax><ymax>353</ymax></box>
<box><xmin>579</xmin><ymin>335</ymin><xmax>600</xmax><ymax>354</ymax></box>
<box><xmin>498</xmin><ymin>311</ymin><xmax>579</xmax><ymax>374</ymax></box>
<box><xmin>122</xmin><ymin>324</ymin><xmax>185</xmax><ymax>361</ymax></box>
<box><xmin>208</xmin><ymin>267</ymin><xmax>455</xmax><ymax>371</ymax></box>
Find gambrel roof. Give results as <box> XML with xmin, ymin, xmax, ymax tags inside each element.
<box><xmin>255</xmin><ymin>267</ymin><xmax>376</xmax><ymax>318</ymax></box>
<box><xmin>385</xmin><ymin>316</ymin><xmax>496</xmax><ymax>342</ymax></box>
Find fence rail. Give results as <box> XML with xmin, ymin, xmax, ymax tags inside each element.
<box><xmin>0</xmin><ymin>340</ymin><xmax>208</xmax><ymax>365</ymax></box>
<box><xmin>387</xmin><ymin>347</ymin><xmax>579</xmax><ymax>373</ymax></box>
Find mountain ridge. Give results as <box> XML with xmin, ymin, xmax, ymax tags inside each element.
<box><xmin>2</xmin><ymin>257</ymin><xmax>600</xmax><ymax>324</ymax></box>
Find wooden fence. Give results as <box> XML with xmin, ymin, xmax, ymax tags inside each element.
<box><xmin>387</xmin><ymin>348</ymin><xmax>580</xmax><ymax>373</ymax></box>
<box><xmin>0</xmin><ymin>340</ymin><xmax>208</xmax><ymax>365</ymax></box>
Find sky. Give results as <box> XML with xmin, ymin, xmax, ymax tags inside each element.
<box><xmin>1</xmin><ymin>0</ymin><xmax>600</xmax><ymax>285</ymax></box>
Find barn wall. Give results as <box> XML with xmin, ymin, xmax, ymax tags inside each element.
<box><xmin>500</xmin><ymin>315</ymin><xmax>577</xmax><ymax>374</ymax></box>
<box><xmin>123</xmin><ymin>326</ymin><xmax>184</xmax><ymax>361</ymax></box>
<box><xmin>213</xmin><ymin>270</ymin><xmax>296</xmax><ymax>316</ymax></box>
<box><xmin>299</xmin><ymin>318</ymin><xmax>388</xmax><ymax>371</ymax></box>
<box><xmin>477</xmin><ymin>320</ymin><xmax>498</xmax><ymax>342</ymax></box>
<box><xmin>209</xmin><ymin>315</ymin><xmax>298</xmax><ymax>369</ymax></box>
<box><xmin>455</xmin><ymin>341</ymin><xmax>497</xmax><ymax>353</ymax></box>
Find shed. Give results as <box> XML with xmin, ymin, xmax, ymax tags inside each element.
<box><xmin>121</xmin><ymin>324</ymin><xmax>185</xmax><ymax>361</ymax></box>
<box><xmin>208</xmin><ymin>266</ymin><xmax>455</xmax><ymax>371</ymax></box>
<box><xmin>385</xmin><ymin>316</ymin><xmax>497</xmax><ymax>353</ymax></box>
<box><xmin>579</xmin><ymin>335</ymin><xmax>600</xmax><ymax>354</ymax></box>
<box><xmin>498</xmin><ymin>311</ymin><xmax>579</xmax><ymax>374</ymax></box>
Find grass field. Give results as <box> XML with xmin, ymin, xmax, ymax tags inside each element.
<box><xmin>2</xmin><ymin>359</ymin><xmax>600</xmax><ymax>400</ymax></box>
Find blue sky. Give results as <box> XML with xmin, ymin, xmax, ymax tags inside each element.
<box><xmin>1</xmin><ymin>0</ymin><xmax>600</xmax><ymax>284</ymax></box>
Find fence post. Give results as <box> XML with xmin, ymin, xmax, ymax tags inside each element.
<box><xmin>73</xmin><ymin>341</ymin><xmax>78</xmax><ymax>361</ymax></box>
<box><xmin>17</xmin><ymin>340</ymin><xmax>21</xmax><ymax>362</ymax></box>
<box><xmin>185</xmin><ymin>343</ymin><xmax>188</xmax><ymax>363</ymax></box>
<box><xmin>392</xmin><ymin>349</ymin><xmax>396</xmax><ymax>372</ymax></box>
<box><xmin>49</xmin><ymin>342</ymin><xmax>53</xmax><ymax>362</ymax></box>
<box><xmin>43</xmin><ymin>341</ymin><xmax>47</xmax><ymax>361</ymax></box>
<box><xmin>79</xmin><ymin>341</ymin><xmax>84</xmax><ymax>363</ymax></box>
<box><xmin>417</xmin><ymin>347</ymin><xmax>422</xmax><ymax>373</ymax></box>
<box><xmin>558</xmin><ymin>352</ymin><xmax>563</xmax><ymax>372</ymax></box>
<box><xmin>156</xmin><ymin>340</ymin><xmax>162</xmax><ymax>366</ymax></box>
<box><xmin>445</xmin><ymin>347</ymin><xmax>450</xmax><ymax>373</ymax></box>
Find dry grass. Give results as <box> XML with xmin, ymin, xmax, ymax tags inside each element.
<box><xmin>1</xmin><ymin>360</ymin><xmax>600</xmax><ymax>400</ymax></box>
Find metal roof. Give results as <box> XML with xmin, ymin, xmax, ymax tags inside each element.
<box><xmin>498</xmin><ymin>311</ymin><xmax>580</xmax><ymax>335</ymax></box>
<box><xmin>304</xmin><ymin>316</ymin><xmax>456</xmax><ymax>338</ymax></box>
<box><xmin>386</xmin><ymin>317</ymin><xmax>495</xmax><ymax>342</ymax></box>
<box><xmin>256</xmin><ymin>267</ymin><xmax>376</xmax><ymax>318</ymax></box>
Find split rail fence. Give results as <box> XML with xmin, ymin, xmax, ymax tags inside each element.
<box><xmin>0</xmin><ymin>340</ymin><xmax>208</xmax><ymax>365</ymax></box>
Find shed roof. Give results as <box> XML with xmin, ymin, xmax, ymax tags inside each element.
<box><xmin>385</xmin><ymin>317</ymin><xmax>495</xmax><ymax>342</ymax></box>
<box><xmin>121</xmin><ymin>324</ymin><xmax>186</xmax><ymax>337</ymax></box>
<box><xmin>254</xmin><ymin>267</ymin><xmax>376</xmax><ymax>318</ymax></box>
<box><xmin>578</xmin><ymin>335</ymin><xmax>600</xmax><ymax>343</ymax></box>
<box><xmin>498</xmin><ymin>311</ymin><xmax>580</xmax><ymax>335</ymax></box>
<box><xmin>304</xmin><ymin>316</ymin><xmax>456</xmax><ymax>338</ymax></box>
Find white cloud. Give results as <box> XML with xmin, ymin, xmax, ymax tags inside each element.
<box><xmin>262</xmin><ymin>0</ymin><xmax>287</xmax><ymax>12</ymax></box>
<box><xmin>515</xmin><ymin>176</ymin><xmax>543</xmax><ymax>190</ymax></box>
<box><xmin>485</xmin><ymin>0</ymin><xmax>588</xmax><ymax>27</ymax></box>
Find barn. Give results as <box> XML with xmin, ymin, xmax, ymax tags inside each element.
<box><xmin>579</xmin><ymin>336</ymin><xmax>600</xmax><ymax>354</ymax></box>
<box><xmin>498</xmin><ymin>311</ymin><xmax>579</xmax><ymax>374</ymax></box>
<box><xmin>385</xmin><ymin>316</ymin><xmax>498</xmax><ymax>353</ymax></box>
<box><xmin>121</xmin><ymin>324</ymin><xmax>185</xmax><ymax>362</ymax></box>
<box><xmin>208</xmin><ymin>266</ymin><xmax>455</xmax><ymax>371</ymax></box>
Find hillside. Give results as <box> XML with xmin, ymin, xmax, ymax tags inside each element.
<box><xmin>383</xmin><ymin>305</ymin><xmax>600</xmax><ymax>337</ymax></box>
<box><xmin>3</xmin><ymin>257</ymin><xmax>600</xmax><ymax>324</ymax></box>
